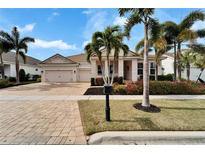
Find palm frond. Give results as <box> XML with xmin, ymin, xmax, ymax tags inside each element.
<box><xmin>19</xmin><ymin>37</ymin><xmax>35</xmax><ymax>45</ymax></box>
<box><xmin>135</xmin><ymin>38</ymin><xmax>144</xmax><ymax>51</ymax></box>
<box><xmin>19</xmin><ymin>51</ymin><xmax>26</xmax><ymax>64</ymax></box>
<box><xmin>177</xmin><ymin>28</ymin><xmax>197</xmax><ymax>42</ymax></box>
<box><xmin>196</xmin><ymin>29</ymin><xmax>205</xmax><ymax>38</ymax></box>
<box><xmin>180</xmin><ymin>10</ymin><xmax>205</xmax><ymax>30</ymax></box>
<box><xmin>0</xmin><ymin>31</ymin><xmax>14</xmax><ymax>43</ymax></box>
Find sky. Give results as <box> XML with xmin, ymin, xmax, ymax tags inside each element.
<box><xmin>0</xmin><ymin>8</ymin><xmax>205</xmax><ymax>60</ymax></box>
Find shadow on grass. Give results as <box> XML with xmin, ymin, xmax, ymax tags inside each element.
<box><xmin>112</xmin><ymin>117</ymin><xmax>160</xmax><ymax>130</ymax></box>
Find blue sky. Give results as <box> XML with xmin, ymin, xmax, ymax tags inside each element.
<box><xmin>0</xmin><ymin>8</ymin><xmax>205</xmax><ymax>60</ymax></box>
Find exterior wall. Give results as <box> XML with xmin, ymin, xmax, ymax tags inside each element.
<box><xmin>132</xmin><ymin>59</ymin><xmax>138</xmax><ymax>81</ymax></box>
<box><xmin>182</xmin><ymin>67</ymin><xmax>205</xmax><ymax>81</ymax></box>
<box><xmin>161</xmin><ymin>57</ymin><xmax>174</xmax><ymax>75</ymax></box>
<box><xmin>4</xmin><ymin>64</ymin><xmax>10</xmax><ymax>77</ymax></box>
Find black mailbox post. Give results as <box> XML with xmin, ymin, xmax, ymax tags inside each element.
<box><xmin>103</xmin><ymin>85</ymin><xmax>112</xmax><ymax>121</ymax></box>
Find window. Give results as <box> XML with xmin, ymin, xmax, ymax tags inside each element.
<box><xmin>35</xmin><ymin>68</ymin><xmax>38</xmax><ymax>71</ymax></box>
<box><xmin>110</xmin><ymin>65</ymin><xmax>113</xmax><ymax>74</ymax></box>
<box><xmin>97</xmin><ymin>65</ymin><xmax>102</xmax><ymax>75</ymax></box>
<box><xmin>138</xmin><ymin>62</ymin><xmax>143</xmax><ymax>75</ymax></box>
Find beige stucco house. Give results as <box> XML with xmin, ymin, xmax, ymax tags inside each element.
<box><xmin>39</xmin><ymin>49</ymin><xmax>164</xmax><ymax>83</ymax></box>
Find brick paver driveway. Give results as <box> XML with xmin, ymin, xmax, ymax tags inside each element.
<box><xmin>0</xmin><ymin>82</ymin><xmax>90</xmax><ymax>95</ymax></box>
<box><xmin>0</xmin><ymin>100</ymin><xmax>86</xmax><ymax>144</ymax></box>
<box><xmin>0</xmin><ymin>83</ymin><xmax>89</xmax><ymax>144</ymax></box>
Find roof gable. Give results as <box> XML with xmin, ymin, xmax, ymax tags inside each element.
<box><xmin>40</xmin><ymin>54</ymin><xmax>77</xmax><ymax>64</ymax></box>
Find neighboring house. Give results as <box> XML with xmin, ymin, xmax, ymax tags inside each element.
<box><xmin>162</xmin><ymin>53</ymin><xmax>205</xmax><ymax>81</ymax></box>
<box><xmin>40</xmin><ymin>49</ymin><xmax>165</xmax><ymax>83</ymax></box>
<box><xmin>0</xmin><ymin>52</ymin><xmax>41</xmax><ymax>79</ymax></box>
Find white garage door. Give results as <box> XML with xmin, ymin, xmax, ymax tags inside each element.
<box><xmin>79</xmin><ymin>69</ymin><xmax>91</xmax><ymax>82</ymax></box>
<box><xmin>45</xmin><ymin>70</ymin><xmax>73</xmax><ymax>82</ymax></box>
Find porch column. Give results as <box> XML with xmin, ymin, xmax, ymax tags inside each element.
<box><xmin>118</xmin><ymin>59</ymin><xmax>124</xmax><ymax>77</ymax></box>
<box><xmin>132</xmin><ymin>59</ymin><xmax>138</xmax><ymax>81</ymax></box>
<box><xmin>91</xmin><ymin>60</ymin><xmax>97</xmax><ymax>78</ymax></box>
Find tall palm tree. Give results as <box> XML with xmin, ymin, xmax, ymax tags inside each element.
<box><xmin>85</xmin><ymin>25</ymin><xmax>129</xmax><ymax>85</ymax></box>
<box><xmin>119</xmin><ymin>8</ymin><xmax>157</xmax><ymax>107</ymax></box>
<box><xmin>0</xmin><ymin>40</ymin><xmax>13</xmax><ymax>79</ymax></box>
<box><xmin>163</xmin><ymin>10</ymin><xmax>205</xmax><ymax>81</ymax></box>
<box><xmin>136</xmin><ymin>21</ymin><xmax>167</xmax><ymax>80</ymax></box>
<box><xmin>0</xmin><ymin>27</ymin><xmax>35</xmax><ymax>83</ymax></box>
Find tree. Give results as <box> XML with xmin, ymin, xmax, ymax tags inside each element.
<box><xmin>0</xmin><ymin>27</ymin><xmax>35</xmax><ymax>83</ymax></box>
<box><xmin>119</xmin><ymin>8</ymin><xmax>157</xmax><ymax>107</ymax></box>
<box><xmin>180</xmin><ymin>50</ymin><xmax>195</xmax><ymax>80</ymax></box>
<box><xmin>85</xmin><ymin>25</ymin><xmax>129</xmax><ymax>85</ymax></box>
<box><xmin>136</xmin><ymin>21</ymin><xmax>167</xmax><ymax>80</ymax></box>
<box><xmin>0</xmin><ymin>40</ymin><xmax>13</xmax><ymax>79</ymax></box>
<box><xmin>85</xmin><ymin>25</ymin><xmax>129</xmax><ymax>121</ymax></box>
<box><xmin>163</xmin><ymin>10</ymin><xmax>205</xmax><ymax>81</ymax></box>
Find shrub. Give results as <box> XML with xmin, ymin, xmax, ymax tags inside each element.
<box><xmin>19</xmin><ymin>69</ymin><xmax>26</xmax><ymax>82</ymax></box>
<box><xmin>32</xmin><ymin>75</ymin><xmax>41</xmax><ymax>81</ymax></box>
<box><xmin>158</xmin><ymin>74</ymin><xmax>173</xmax><ymax>81</ymax></box>
<box><xmin>113</xmin><ymin>84</ymin><xmax>127</xmax><ymax>95</ymax></box>
<box><xmin>36</xmin><ymin>77</ymin><xmax>41</xmax><ymax>82</ymax></box>
<box><xmin>95</xmin><ymin>77</ymin><xmax>104</xmax><ymax>86</ymax></box>
<box><xmin>8</xmin><ymin>77</ymin><xmax>16</xmax><ymax>82</ymax></box>
<box><xmin>0</xmin><ymin>79</ymin><xmax>10</xmax><ymax>88</ymax></box>
<box><xmin>90</xmin><ymin>78</ymin><xmax>95</xmax><ymax>86</ymax></box>
<box><xmin>112</xmin><ymin>80</ymin><xmax>204</xmax><ymax>95</ymax></box>
<box><xmin>25</xmin><ymin>73</ymin><xmax>30</xmax><ymax>81</ymax></box>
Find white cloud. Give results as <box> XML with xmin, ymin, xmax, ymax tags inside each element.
<box><xmin>113</xmin><ymin>16</ymin><xmax>127</xmax><ymax>26</ymax></box>
<box><xmin>32</xmin><ymin>39</ymin><xmax>77</xmax><ymax>50</ymax></box>
<box><xmin>47</xmin><ymin>12</ymin><xmax>60</xmax><ymax>21</ymax></box>
<box><xmin>191</xmin><ymin>21</ymin><xmax>205</xmax><ymax>30</ymax></box>
<box><xmin>82</xmin><ymin>9</ymin><xmax>94</xmax><ymax>15</ymax></box>
<box><xmin>18</xmin><ymin>23</ymin><xmax>36</xmax><ymax>33</ymax></box>
<box><xmin>82</xmin><ymin>40</ymin><xmax>91</xmax><ymax>48</ymax></box>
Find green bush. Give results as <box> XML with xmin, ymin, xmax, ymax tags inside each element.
<box><xmin>112</xmin><ymin>81</ymin><xmax>205</xmax><ymax>95</ymax></box>
<box><xmin>19</xmin><ymin>69</ymin><xmax>26</xmax><ymax>82</ymax></box>
<box><xmin>113</xmin><ymin>84</ymin><xmax>127</xmax><ymax>95</ymax></box>
<box><xmin>32</xmin><ymin>75</ymin><xmax>41</xmax><ymax>81</ymax></box>
<box><xmin>36</xmin><ymin>77</ymin><xmax>41</xmax><ymax>82</ymax></box>
<box><xmin>8</xmin><ymin>77</ymin><xmax>16</xmax><ymax>82</ymax></box>
<box><xmin>0</xmin><ymin>79</ymin><xmax>10</xmax><ymax>88</ymax></box>
<box><xmin>158</xmin><ymin>74</ymin><xmax>173</xmax><ymax>81</ymax></box>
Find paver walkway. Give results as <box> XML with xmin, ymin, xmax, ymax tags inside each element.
<box><xmin>0</xmin><ymin>100</ymin><xmax>86</xmax><ymax>145</ymax></box>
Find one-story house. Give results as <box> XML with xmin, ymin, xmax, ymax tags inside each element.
<box><xmin>162</xmin><ymin>52</ymin><xmax>205</xmax><ymax>81</ymax></box>
<box><xmin>39</xmin><ymin>49</ymin><xmax>165</xmax><ymax>83</ymax></box>
<box><xmin>0</xmin><ymin>52</ymin><xmax>41</xmax><ymax>79</ymax></box>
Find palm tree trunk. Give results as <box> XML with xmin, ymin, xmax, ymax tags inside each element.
<box><xmin>0</xmin><ymin>53</ymin><xmax>5</xmax><ymax>79</ymax></box>
<box><xmin>174</xmin><ymin>42</ymin><xmax>177</xmax><ymax>80</ymax></box>
<box><xmin>187</xmin><ymin>63</ymin><xmax>190</xmax><ymax>81</ymax></box>
<box><xmin>142</xmin><ymin>23</ymin><xmax>150</xmax><ymax>107</ymax></box>
<box><xmin>177</xmin><ymin>43</ymin><xmax>182</xmax><ymax>81</ymax></box>
<box><xmin>155</xmin><ymin>64</ymin><xmax>158</xmax><ymax>81</ymax></box>
<box><xmin>16</xmin><ymin>50</ymin><xmax>20</xmax><ymax>84</ymax></box>
<box><xmin>99</xmin><ymin>61</ymin><xmax>107</xmax><ymax>84</ymax></box>
<box><xmin>111</xmin><ymin>59</ymin><xmax>116</xmax><ymax>84</ymax></box>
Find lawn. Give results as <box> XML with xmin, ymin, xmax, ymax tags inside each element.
<box><xmin>78</xmin><ymin>100</ymin><xmax>205</xmax><ymax>135</ymax></box>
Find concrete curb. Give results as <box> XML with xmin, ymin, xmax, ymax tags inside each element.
<box><xmin>1</xmin><ymin>95</ymin><xmax>205</xmax><ymax>101</ymax></box>
<box><xmin>88</xmin><ymin>131</ymin><xmax>205</xmax><ymax>145</ymax></box>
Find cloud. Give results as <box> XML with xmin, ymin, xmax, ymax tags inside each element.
<box><xmin>18</xmin><ymin>23</ymin><xmax>36</xmax><ymax>33</ymax></box>
<box><xmin>82</xmin><ymin>9</ymin><xmax>94</xmax><ymax>15</ymax></box>
<box><xmin>47</xmin><ymin>12</ymin><xmax>60</xmax><ymax>21</ymax></box>
<box><xmin>191</xmin><ymin>21</ymin><xmax>205</xmax><ymax>30</ymax></box>
<box><xmin>82</xmin><ymin>40</ymin><xmax>91</xmax><ymax>48</ymax></box>
<box><xmin>113</xmin><ymin>16</ymin><xmax>127</xmax><ymax>26</ymax></box>
<box><xmin>32</xmin><ymin>39</ymin><xmax>77</xmax><ymax>50</ymax></box>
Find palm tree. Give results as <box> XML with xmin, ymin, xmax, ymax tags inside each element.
<box><xmin>136</xmin><ymin>21</ymin><xmax>167</xmax><ymax>80</ymax></box>
<box><xmin>85</xmin><ymin>25</ymin><xmax>129</xmax><ymax>85</ymax></box>
<box><xmin>180</xmin><ymin>50</ymin><xmax>195</xmax><ymax>80</ymax></box>
<box><xmin>119</xmin><ymin>8</ymin><xmax>158</xmax><ymax>107</ymax></box>
<box><xmin>0</xmin><ymin>40</ymin><xmax>13</xmax><ymax>79</ymax></box>
<box><xmin>85</xmin><ymin>25</ymin><xmax>129</xmax><ymax>121</ymax></box>
<box><xmin>0</xmin><ymin>27</ymin><xmax>35</xmax><ymax>83</ymax></box>
<box><xmin>163</xmin><ymin>10</ymin><xmax>205</xmax><ymax>81</ymax></box>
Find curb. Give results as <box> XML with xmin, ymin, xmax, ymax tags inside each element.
<box><xmin>88</xmin><ymin>131</ymin><xmax>205</xmax><ymax>145</ymax></box>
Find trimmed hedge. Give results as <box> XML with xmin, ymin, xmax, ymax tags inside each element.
<box><xmin>158</xmin><ymin>74</ymin><xmax>173</xmax><ymax>81</ymax></box>
<box><xmin>113</xmin><ymin>81</ymin><xmax>205</xmax><ymax>95</ymax></box>
<box><xmin>0</xmin><ymin>79</ymin><xmax>10</xmax><ymax>88</ymax></box>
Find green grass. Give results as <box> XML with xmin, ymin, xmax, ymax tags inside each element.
<box><xmin>78</xmin><ymin>100</ymin><xmax>205</xmax><ymax>135</ymax></box>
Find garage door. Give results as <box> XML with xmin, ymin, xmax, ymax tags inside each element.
<box><xmin>45</xmin><ymin>70</ymin><xmax>73</xmax><ymax>82</ymax></box>
<box><xmin>79</xmin><ymin>69</ymin><xmax>91</xmax><ymax>82</ymax></box>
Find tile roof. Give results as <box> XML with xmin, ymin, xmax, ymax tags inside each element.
<box><xmin>67</xmin><ymin>53</ymin><xmax>87</xmax><ymax>63</ymax></box>
<box><xmin>2</xmin><ymin>52</ymin><xmax>41</xmax><ymax>66</ymax></box>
